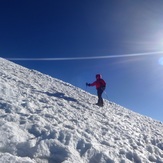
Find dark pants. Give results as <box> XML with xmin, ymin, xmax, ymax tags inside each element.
<box><xmin>97</xmin><ymin>88</ymin><xmax>104</xmax><ymax>105</ymax></box>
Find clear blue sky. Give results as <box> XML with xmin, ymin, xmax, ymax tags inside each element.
<box><xmin>1</xmin><ymin>0</ymin><xmax>163</xmax><ymax>122</ymax></box>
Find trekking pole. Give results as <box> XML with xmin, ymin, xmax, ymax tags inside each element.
<box><xmin>104</xmin><ymin>91</ymin><xmax>109</xmax><ymax>101</ymax></box>
<box><xmin>85</xmin><ymin>83</ymin><xmax>88</xmax><ymax>91</ymax></box>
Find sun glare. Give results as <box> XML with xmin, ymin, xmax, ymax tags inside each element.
<box><xmin>158</xmin><ymin>57</ymin><xmax>163</xmax><ymax>65</ymax></box>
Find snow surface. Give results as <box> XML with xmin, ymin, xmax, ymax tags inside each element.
<box><xmin>0</xmin><ymin>57</ymin><xmax>163</xmax><ymax>163</ymax></box>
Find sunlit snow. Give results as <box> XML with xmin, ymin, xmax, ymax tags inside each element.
<box><xmin>0</xmin><ymin>58</ymin><xmax>163</xmax><ymax>163</ymax></box>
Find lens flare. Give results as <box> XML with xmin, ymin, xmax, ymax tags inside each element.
<box><xmin>158</xmin><ymin>57</ymin><xmax>163</xmax><ymax>65</ymax></box>
<box><xmin>5</xmin><ymin>51</ymin><xmax>163</xmax><ymax>61</ymax></box>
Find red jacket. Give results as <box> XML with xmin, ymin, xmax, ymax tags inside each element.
<box><xmin>90</xmin><ymin>79</ymin><xmax>106</xmax><ymax>89</ymax></box>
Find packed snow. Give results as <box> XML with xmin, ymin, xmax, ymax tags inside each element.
<box><xmin>0</xmin><ymin>57</ymin><xmax>163</xmax><ymax>163</ymax></box>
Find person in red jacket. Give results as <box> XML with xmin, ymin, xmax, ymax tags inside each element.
<box><xmin>86</xmin><ymin>74</ymin><xmax>106</xmax><ymax>106</ymax></box>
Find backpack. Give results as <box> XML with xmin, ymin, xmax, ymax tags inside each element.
<box><xmin>99</xmin><ymin>79</ymin><xmax>106</xmax><ymax>90</ymax></box>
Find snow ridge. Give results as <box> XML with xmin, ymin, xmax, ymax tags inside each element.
<box><xmin>0</xmin><ymin>58</ymin><xmax>163</xmax><ymax>163</ymax></box>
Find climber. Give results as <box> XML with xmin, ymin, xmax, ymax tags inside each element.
<box><xmin>86</xmin><ymin>74</ymin><xmax>106</xmax><ymax>106</ymax></box>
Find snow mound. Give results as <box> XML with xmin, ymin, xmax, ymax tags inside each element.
<box><xmin>0</xmin><ymin>58</ymin><xmax>163</xmax><ymax>163</ymax></box>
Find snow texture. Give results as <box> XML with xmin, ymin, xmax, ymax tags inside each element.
<box><xmin>0</xmin><ymin>57</ymin><xmax>163</xmax><ymax>163</ymax></box>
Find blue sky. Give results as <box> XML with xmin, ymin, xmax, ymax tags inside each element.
<box><xmin>1</xmin><ymin>0</ymin><xmax>163</xmax><ymax>122</ymax></box>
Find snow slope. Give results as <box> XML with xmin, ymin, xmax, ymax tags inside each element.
<box><xmin>0</xmin><ymin>57</ymin><xmax>163</xmax><ymax>163</ymax></box>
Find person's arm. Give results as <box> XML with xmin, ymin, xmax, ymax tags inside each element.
<box><xmin>86</xmin><ymin>81</ymin><xmax>96</xmax><ymax>86</ymax></box>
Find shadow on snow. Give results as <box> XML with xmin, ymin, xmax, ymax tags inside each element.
<box><xmin>38</xmin><ymin>91</ymin><xmax>78</xmax><ymax>103</ymax></box>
